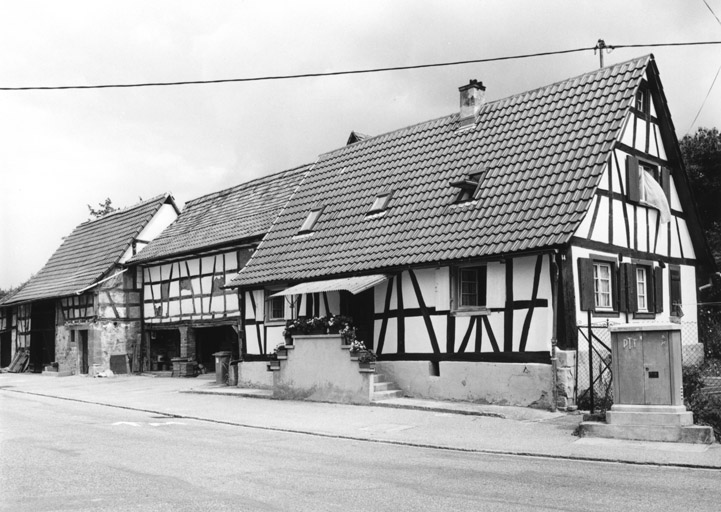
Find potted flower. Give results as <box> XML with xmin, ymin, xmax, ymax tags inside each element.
<box><xmin>357</xmin><ymin>346</ymin><xmax>377</xmax><ymax>370</ymax></box>
<box><xmin>348</xmin><ymin>340</ymin><xmax>366</xmax><ymax>360</ymax></box>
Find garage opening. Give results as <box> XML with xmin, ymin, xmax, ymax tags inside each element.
<box><xmin>0</xmin><ymin>331</ymin><xmax>11</xmax><ymax>367</ymax></box>
<box><xmin>30</xmin><ymin>300</ymin><xmax>56</xmax><ymax>372</ymax></box>
<box><xmin>149</xmin><ymin>329</ymin><xmax>180</xmax><ymax>372</ymax></box>
<box><xmin>195</xmin><ymin>326</ymin><xmax>238</xmax><ymax>372</ymax></box>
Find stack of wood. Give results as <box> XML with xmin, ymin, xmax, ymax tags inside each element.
<box><xmin>1</xmin><ymin>348</ymin><xmax>30</xmax><ymax>373</ymax></box>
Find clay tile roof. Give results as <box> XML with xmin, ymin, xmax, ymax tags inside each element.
<box><xmin>129</xmin><ymin>164</ymin><xmax>311</xmax><ymax>264</ymax></box>
<box><xmin>228</xmin><ymin>56</ymin><xmax>650</xmax><ymax>287</ymax></box>
<box><xmin>2</xmin><ymin>194</ymin><xmax>175</xmax><ymax>305</ymax></box>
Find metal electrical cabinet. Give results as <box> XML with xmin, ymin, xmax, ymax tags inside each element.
<box><xmin>609</xmin><ymin>323</ymin><xmax>683</xmax><ymax>406</ymax></box>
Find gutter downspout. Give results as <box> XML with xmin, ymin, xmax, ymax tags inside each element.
<box><xmin>550</xmin><ymin>250</ymin><xmax>560</xmax><ymax>413</ymax></box>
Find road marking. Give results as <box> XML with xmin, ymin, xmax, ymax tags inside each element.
<box><xmin>112</xmin><ymin>421</ymin><xmax>186</xmax><ymax>427</ymax></box>
<box><xmin>359</xmin><ymin>423</ymin><xmax>414</xmax><ymax>433</ymax></box>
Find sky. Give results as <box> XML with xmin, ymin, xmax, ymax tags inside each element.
<box><xmin>1</xmin><ymin>0</ymin><xmax>720</xmax><ymax>290</ymax></box>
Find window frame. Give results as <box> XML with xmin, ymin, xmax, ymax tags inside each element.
<box><xmin>669</xmin><ymin>265</ymin><xmax>683</xmax><ymax>318</ymax></box>
<box><xmin>593</xmin><ymin>261</ymin><xmax>614</xmax><ymax>312</ymax></box>
<box><xmin>578</xmin><ymin>255</ymin><xmax>620</xmax><ymax>317</ymax></box>
<box><xmin>265</xmin><ymin>290</ymin><xmax>288</xmax><ymax>324</ymax></box>
<box><xmin>451</xmin><ymin>264</ymin><xmax>488</xmax><ymax>315</ymax></box>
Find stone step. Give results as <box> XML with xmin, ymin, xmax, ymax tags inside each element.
<box><xmin>372</xmin><ymin>389</ymin><xmax>404</xmax><ymax>401</ymax></box>
<box><xmin>373</xmin><ymin>381</ymin><xmax>395</xmax><ymax>392</ymax></box>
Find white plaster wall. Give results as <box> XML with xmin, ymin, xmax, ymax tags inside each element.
<box><xmin>273</xmin><ymin>334</ymin><xmax>373</xmax><ymax>403</ymax></box>
<box><xmin>377</xmin><ymin>361</ymin><xmax>552</xmax><ymax>407</ymax></box>
<box><xmin>122</xmin><ymin>203</ymin><xmax>178</xmax><ymax>263</ymax></box>
<box><xmin>237</xmin><ymin>361</ymin><xmax>273</xmax><ymax>389</ymax></box>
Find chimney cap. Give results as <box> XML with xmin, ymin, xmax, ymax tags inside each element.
<box><xmin>459</xmin><ymin>79</ymin><xmax>486</xmax><ymax>92</ymax></box>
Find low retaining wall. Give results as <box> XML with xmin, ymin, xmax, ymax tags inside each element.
<box><xmin>273</xmin><ymin>334</ymin><xmax>373</xmax><ymax>404</ymax></box>
<box><xmin>237</xmin><ymin>360</ymin><xmax>273</xmax><ymax>389</ymax></box>
<box><xmin>375</xmin><ymin>360</ymin><xmax>553</xmax><ymax>407</ymax></box>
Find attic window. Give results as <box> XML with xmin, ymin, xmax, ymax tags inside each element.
<box><xmin>367</xmin><ymin>191</ymin><xmax>393</xmax><ymax>215</ymax></box>
<box><xmin>298</xmin><ymin>206</ymin><xmax>324</xmax><ymax>234</ymax></box>
<box><xmin>449</xmin><ymin>169</ymin><xmax>484</xmax><ymax>203</ymax></box>
<box><xmin>635</xmin><ymin>88</ymin><xmax>648</xmax><ymax>114</ymax></box>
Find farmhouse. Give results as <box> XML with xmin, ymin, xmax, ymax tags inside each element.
<box><xmin>126</xmin><ymin>166</ymin><xmax>309</xmax><ymax>375</ymax></box>
<box><xmin>0</xmin><ymin>195</ymin><xmax>178</xmax><ymax>374</ymax></box>
<box><xmin>226</xmin><ymin>55</ymin><xmax>713</xmax><ymax>407</ymax></box>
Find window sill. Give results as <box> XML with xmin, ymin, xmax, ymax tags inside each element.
<box><xmin>451</xmin><ymin>308</ymin><xmax>490</xmax><ymax>317</ymax></box>
<box><xmin>592</xmin><ymin>311</ymin><xmax>620</xmax><ymax>318</ymax></box>
<box><xmin>633</xmin><ymin>312</ymin><xmax>656</xmax><ymax>320</ymax></box>
<box><xmin>265</xmin><ymin>319</ymin><xmax>287</xmax><ymax>327</ymax></box>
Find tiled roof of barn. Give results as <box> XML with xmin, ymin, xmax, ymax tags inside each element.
<box><xmin>130</xmin><ymin>164</ymin><xmax>311</xmax><ymax>264</ymax></box>
<box><xmin>229</xmin><ymin>56</ymin><xmax>651</xmax><ymax>287</ymax></box>
<box><xmin>2</xmin><ymin>194</ymin><xmax>173</xmax><ymax>305</ymax></box>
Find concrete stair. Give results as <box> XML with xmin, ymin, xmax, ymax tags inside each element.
<box><xmin>371</xmin><ymin>373</ymin><xmax>404</xmax><ymax>401</ymax></box>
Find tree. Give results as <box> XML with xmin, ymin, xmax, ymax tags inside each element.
<box><xmin>680</xmin><ymin>127</ymin><xmax>721</xmax><ymax>268</ymax></box>
<box><xmin>87</xmin><ymin>197</ymin><xmax>117</xmax><ymax>219</ymax></box>
<box><xmin>681</xmin><ymin>127</ymin><xmax>721</xmax><ymax>357</ymax></box>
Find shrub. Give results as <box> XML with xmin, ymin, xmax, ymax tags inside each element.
<box><xmin>683</xmin><ymin>365</ymin><xmax>721</xmax><ymax>442</ymax></box>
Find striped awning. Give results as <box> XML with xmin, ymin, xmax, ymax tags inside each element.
<box><xmin>270</xmin><ymin>275</ymin><xmax>387</xmax><ymax>297</ymax></box>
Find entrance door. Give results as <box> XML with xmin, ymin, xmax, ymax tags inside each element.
<box><xmin>0</xmin><ymin>331</ymin><xmax>11</xmax><ymax>367</ymax></box>
<box><xmin>78</xmin><ymin>330</ymin><xmax>89</xmax><ymax>374</ymax></box>
<box><xmin>341</xmin><ymin>289</ymin><xmax>375</xmax><ymax>350</ymax></box>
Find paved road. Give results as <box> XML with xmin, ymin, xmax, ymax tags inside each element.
<box><xmin>2</xmin><ymin>390</ymin><xmax>720</xmax><ymax>511</ymax></box>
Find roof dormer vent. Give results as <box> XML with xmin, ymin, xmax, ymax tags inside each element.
<box><xmin>458</xmin><ymin>80</ymin><xmax>486</xmax><ymax>129</ymax></box>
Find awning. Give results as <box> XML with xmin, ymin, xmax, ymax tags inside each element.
<box><xmin>270</xmin><ymin>275</ymin><xmax>387</xmax><ymax>297</ymax></box>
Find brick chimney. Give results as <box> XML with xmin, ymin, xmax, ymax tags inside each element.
<box><xmin>458</xmin><ymin>79</ymin><xmax>486</xmax><ymax>128</ymax></box>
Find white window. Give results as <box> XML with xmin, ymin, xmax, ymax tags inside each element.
<box><xmin>636</xmin><ymin>267</ymin><xmax>648</xmax><ymax>312</ymax></box>
<box><xmin>593</xmin><ymin>262</ymin><xmax>613</xmax><ymax>310</ymax></box>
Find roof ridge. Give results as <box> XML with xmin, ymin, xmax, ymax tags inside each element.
<box><xmin>80</xmin><ymin>193</ymin><xmax>170</xmax><ymax>226</ymax></box>
<box><xmin>185</xmin><ymin>163</ymin><xmax>313</xmax><ymax>207</ymax></box>
<box><xmin>320</xmin><ymin>54</ymin><xmax>652</xmax><ymax>158</ymax></box>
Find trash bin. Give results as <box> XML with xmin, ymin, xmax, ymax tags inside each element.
<box><xmin>228</xmin><ymin>360</ymin><xmax>239</xmax><ymax>387</ymax></box>
<box><xmin>213</xmin><ymin>351</ymin><xmax>232</xmax><ymax>385</ymax></box>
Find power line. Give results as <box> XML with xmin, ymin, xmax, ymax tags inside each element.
<box><xmin>701</xmin><ymin>0</ymin><xmax>721</xmax><ymax>27</ymax></box>
<box><xmin>686</xmin><ymin>61</ymin><xmax>721</xmax><ymax>136</ymax></box>
<box><xmin>1</xmin><ymin>40</ymin><xmax>720</xmax><ymax>91</ymax></box>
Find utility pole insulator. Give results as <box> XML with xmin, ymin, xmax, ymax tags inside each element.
<box><xmin>596</xmin><ymin>39</ymin><xmax>607</xmax><ymax>68</ymax></box>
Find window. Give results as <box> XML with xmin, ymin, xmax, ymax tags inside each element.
<box><xmin>298</xmin><ymin>206</ymin><xmax>324</xmax><ymax>234</ymax></box>
<box><xmin>636</xmin><ymin>267</ymin><xmax>648</xmax><ymax>312</ymax></box>
<box><xmin>626</xmin><ymin>156</ymin><xmax>670</xmax><ymax>207</ymax></box>
<box><xmin>266</xmin><ymin>292</ymin><xmax>286</xmax><ymax>322</ymax></box>
<box><xmin>669</xmin><ymin>265</ymin><xmax>683</xmax><ymax>317</ymax></box>
<box><xmin>635</xmin><ymin>88</ymin><xmax>648</xmax><ymax>114</ymax></box>
<box><xmin>454</xmin><ymin>265</ymin><xmax>487</xmax><ymax>310</ymax></box>
<box><xmin>449</xmin><ymin>169</ymin><xmax>485</xmax><ymax>204</ymax></box>
<box><xmin>367</xmin><ymin>191</ymin><xmax>393</xmax><ymax>215</ymax></box>
<box><xmin>593</xmin><ymin>262</ymin><xmax>613</xmax><ymax>310</ymax></box>
<box><xmin>578</xmin><ymin>256</ymin><xmax>618</xmax><ymax>315</ymax></box>
<box><xmin>269</xmin><ymin>296</ymin><xmax>285</xmax><ymax>320</ymax></box>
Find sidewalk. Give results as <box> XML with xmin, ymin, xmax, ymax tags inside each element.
<box><xmin>1</xmin><ymin>372</ymin><xmax>719</xmax><ymax>469</ymax></box>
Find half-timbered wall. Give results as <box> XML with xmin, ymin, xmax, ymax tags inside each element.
<box><xmin>243</xmin><ymin>254</ymin><xmax>554</xmax><ymax>362</ymax></box>
<box><xmin>371</xmin><ymin>256</ymin><xmax>553</xmax><ymax>361</ymax></box>
<box><xmin>143</xmin><ymin>249</ymin><xmax>250</xmax><ymax>324</ymax></box>
<box><xmin>15</xmin><ymin>303</ymin><xmax>31</xmax><ymax>348</ymax></box>
<box><xmin>59</xmin><ymin>293</ymin><xmax>96</xmax><ymax>323</ymax></box>
<box><xmin>571</xmin><ymin>77</ymin><xmax>699</xmax><ymax>343</ymax></box>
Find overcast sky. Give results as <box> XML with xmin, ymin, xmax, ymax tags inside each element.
<box><xmin>1</xmin><ymin>0</ymin><xmax>720</xmax><ymax>289</ymax></box>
